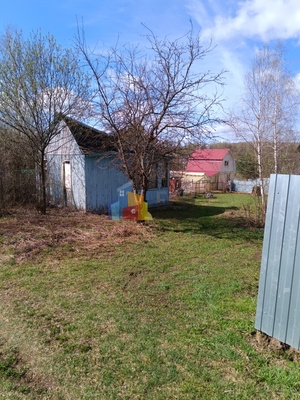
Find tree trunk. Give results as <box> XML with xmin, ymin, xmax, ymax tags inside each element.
<box><xmin>256</xmin><ymin>141</ymin><xmax>266</xmax><ymax>214</ymax></box>
<box><xmin>132</xmin><ymin>176</ymin><xmax>148</xmax><ymax>221</ymax></box>
<box><xmin>40</xmin><ymin>151</ymin><xmax>47</xmax><ymax>215</ymax></box>
<box><xmin>272</xmin><ymin>84</ymin><xmax>279</xmax><ymax>175</ymax></box>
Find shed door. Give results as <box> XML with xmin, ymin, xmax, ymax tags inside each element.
<box><xmin>63</xmin><ymin>161</ymin><xmax>71</xmax><ymax>206</ymax></box>
<box><xmin>64</xmin><ymin>161</ymin><xmax>71</xmax><ymax>190</ymax></box>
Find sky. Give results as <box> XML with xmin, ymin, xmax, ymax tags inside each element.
<box><xmin>1</xmin><ymin>0</ymin><xmax>300</xmax><ymax>142</ymax></box>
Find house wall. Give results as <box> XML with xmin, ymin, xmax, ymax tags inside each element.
<box><xmin>85</xmin><ymin>156</ymin><xmax>129</xmax><ymax>213</ymax></box>
<box><xmin>220</xmin><ymin>152</ymin><xmax>236</xmax><ymax>174</ymax></box>
<box><xmin>112</xmin><ymin>162</ymin><xmax>170</xmax><ymax>209</ymax></box>
<box><xmin>146</xmin><ymin>188</ymin><xmax>169</xmax><ymax>206</ymax></box>
<box><xmin>47</xmin><ymin>153</ymin><xmax>86</xmax><ymax>210</ymax></box>
<box><xmin>218</xmin><ymin>152</ymin><xmax>236</xmax><ymax>190</ymax></box>
<box><xmin>46</xmin><ymin>124</ymin><xmax>87</xmax><ymax>210</ymax></box>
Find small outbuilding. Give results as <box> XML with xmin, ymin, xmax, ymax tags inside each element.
<box><xmin>45</xmin><ymin>117</ymin><xmax>170</xmax><ymax>213</ymax></box>
<box><xmin>175</xmin><ymin>148</ymin><xmax>236</xmax><ymax>194</ymax></box>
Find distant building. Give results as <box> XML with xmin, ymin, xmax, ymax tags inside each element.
<box><xmin>172</xmin><ymin>148</ymin><xmax>236</xmax><ymax>194</ymax></box>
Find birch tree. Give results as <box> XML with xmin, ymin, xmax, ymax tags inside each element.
<box><xmin>267</xmin><ymin>44</ymin><xmax>299</xmax><ymax>174</ymax></box>
<box><xmin>231</xmin><ymin>43</ymin><xmax>299</xmax><ymax>211</ymax></box>
<box><xmin>0</xmin><ymin>29</ymin><xmax>91</xmax><ymax>214</ymax></box>
<box><xmin>232</xmin><ymin>48</ymin><xmax>271</xmax><ymax>210</ymax></box>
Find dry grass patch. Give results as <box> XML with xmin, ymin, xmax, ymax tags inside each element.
<box><xmin>0</xmin><ymin>208</ymin><xmax>153</xmax><ymax>262</ymax></box>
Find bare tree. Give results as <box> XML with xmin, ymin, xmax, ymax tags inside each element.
<box><xmin>231</xmin><ymin>48</ymin><xmax>271</xmax><ymax>209</ymax></box>
<box><xmin>0</xmin><ymin>124</ymin><xmax>36</xmax><ymax>213</ymax></box>
<box><xmin>267</xmin><ymin>43</ymin><xmax>299</xmax><ymax>174</ymax></box>
<box><xmin>0</xmin><ymin>29</ymin><xmax>92</xmax><ymax>214</ymax></box>
<box><xmin>231</xmin><ymin>43</ymin><xmax>299</xmax><ymax>211</ymax></box>
<box><xmin>77</xmin><ymin>26</ymin><xmax>226</xmax><ymax>203</ymax></box>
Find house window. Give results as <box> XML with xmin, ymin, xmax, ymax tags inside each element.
<box><xmin>224</xmin><ymin>160</ymin><xmax>229</xmax><ymax>166</ymax></box>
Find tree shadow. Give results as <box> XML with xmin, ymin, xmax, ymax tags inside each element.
<box><xmin>150</xmin><ymin>199</ymin><xmax>263</xmax><ymax>243</ymax></box>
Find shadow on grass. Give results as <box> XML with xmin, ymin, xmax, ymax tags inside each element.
<box><xmin>150</xmin><ymin>199</ymin><xmax>263</xmax><ymax>242</ymax></box>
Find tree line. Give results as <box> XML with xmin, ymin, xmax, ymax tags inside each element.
<box><xmin>0</xmin><ymin>27</ymin><xmax>299</xmax><ymax>215</ymax></box>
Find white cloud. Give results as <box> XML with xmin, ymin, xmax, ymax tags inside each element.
<box><xmin>209</xmin><ymin>123</ymin><xmax>237</xmax><ymax>143</ymax></box>
<box><xmin>190</xmin><ymin>0</ymin><xmax>300</xmax><ymax>43</ymax></box>
<box><xmin>293</xmin><ymin>72</ymin><xmax>300</xmax><ymax>91</ymax></box>
<box><xmin>186</xmin><ymin>0</ymin><xmax>300</xmax><ymax>120</ymax></box>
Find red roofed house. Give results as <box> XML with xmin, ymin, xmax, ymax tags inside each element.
<box><xmin>179</xmin><ymin>148</ymin><xmax>236</xmax><ymax>193</ymax></box>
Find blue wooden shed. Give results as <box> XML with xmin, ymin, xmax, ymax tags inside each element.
<box><xmin>46</xmin><ymin>117</ymin><xmax>170</xmax><ymax>213</ymax></box>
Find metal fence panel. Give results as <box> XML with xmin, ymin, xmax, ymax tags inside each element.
<box><xmin>255</xmin><ymin>174</ymin><xmax>300</xmax><ymax>349</ymax></box>
<box><xmin>232</xmin><ymin>178</ymin><xmax>269</xmax><ymax>194</ymax></box>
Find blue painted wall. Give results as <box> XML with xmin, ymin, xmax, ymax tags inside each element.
<box><xmin>146</xmin><ymin>188</ymin><xmax>169</xmax><ymax>206</ymax></box>
<box><xmin>85</xmin><ymin>156</ymin><xmax>129</xmax><ymax>213</ymax></box>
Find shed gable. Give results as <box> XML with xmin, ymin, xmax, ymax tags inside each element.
<box><xmin>46</xmin><ymin>121</ymin><xmax>82</xmax><ymax>156</ymax></box>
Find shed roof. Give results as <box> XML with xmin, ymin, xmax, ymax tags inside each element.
<box><xmin>185</xmin><ymin>148</ymin><xmax>230</xmax><ymax>176</ymax></box>
<box><xmin>63</xmin><ymin>117</ymin><xmax>115</xmax><ymax>155</ymax></box>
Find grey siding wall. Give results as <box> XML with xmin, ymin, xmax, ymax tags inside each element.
<box><xmin>255</xmin><ymin>174</ymin><xmax>300</xmax><ymax>349</ymax></box>
<box><xmin>47</xmin><ymin>153</ymin><xmax>86</xmax><ymax>210</ymax></box>
<box><xmin>46</xmin><ymin>122</ymin><xmax>87</xmax><ymax>210</ymax></box>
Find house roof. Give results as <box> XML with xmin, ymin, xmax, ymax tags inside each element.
<box><xmin>63</xmin><ymin>117</ymin><xmax>115</xmax><ymax>155</ymax></box>
<box><xmin>185</xmin><ymin>148</ymin><xmax>230</xmax><ymax>176</ymax></box>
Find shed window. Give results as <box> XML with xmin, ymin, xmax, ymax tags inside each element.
<box><xmin>224</xmin><ymin>160</ymin><xmax>229</xmax><ymax>166</ymax></box>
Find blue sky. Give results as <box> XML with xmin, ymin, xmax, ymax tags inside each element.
<box><xmin>2</xmin><ymin>0</ymin><xmax>300</xmax><ymax>141</ymax></box>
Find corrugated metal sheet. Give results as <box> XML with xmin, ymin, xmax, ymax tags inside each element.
<box><xmin>255</xmin><ymin>174</ymin><xmax>300</xmax><ymax>349</ymax></box>
<box><xmin>232</xmin><ymin>178</ymin><xmax>269</xmax><ymax>194</ymax></box>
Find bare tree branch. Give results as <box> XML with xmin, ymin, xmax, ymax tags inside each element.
<box><xmin>77</xmin><ymin>25</ymin><xmax>226</xmax><ymax>199</ymax></box>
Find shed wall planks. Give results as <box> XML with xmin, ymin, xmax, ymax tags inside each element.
<box><xmin>255</xmin><ymin>174</ymin><xmax>300</xmax><ymax>349</ymax></box>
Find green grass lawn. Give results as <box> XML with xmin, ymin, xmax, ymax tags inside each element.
<box><xmin>0</xmin><ymin>193</ymin><xmax>299</xmax><ymax>399</ymax></box>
